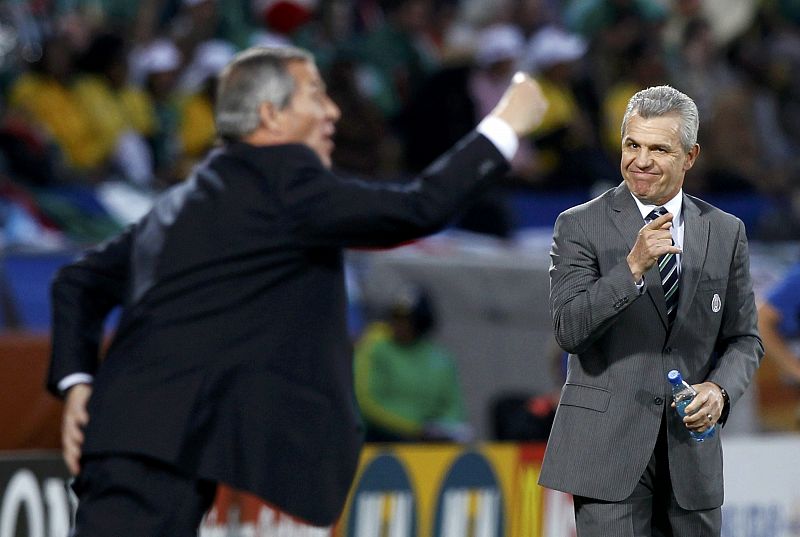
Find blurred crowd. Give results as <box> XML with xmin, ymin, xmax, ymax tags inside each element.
<box><xmin>1</xmin><ymin>0</ymin><xmax>800</xmax><ymax>249</ymax></box>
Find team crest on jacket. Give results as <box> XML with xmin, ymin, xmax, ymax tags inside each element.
<box><xmin>711</xmin><ymin>293</ymin><xmax>722</xmax><ymax>313</ymax></box>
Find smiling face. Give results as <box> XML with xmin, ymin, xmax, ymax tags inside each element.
<box><xmin>621</xmin><ymin>112</ymin><xmax>700</xmax><ymax>206</ymax></box>
<box><xmin>272</xmin><ymin>60</ymin><xmax>341</xmax><ymax>167</ymax></box>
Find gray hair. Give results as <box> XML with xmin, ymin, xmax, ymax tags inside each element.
<box><xmin>215</xmin><ymin>46</ymin><xmax>314</xmax><ymax>140</ymax></box>
<box><xmin>621</xmin><ymin>85</ymin><xmax>699</xmax><ymax>152</ymax></box>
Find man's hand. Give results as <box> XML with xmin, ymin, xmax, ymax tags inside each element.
<box><xmin>62</xmin><ymin>384</ymin><xmax>92</xmax><ymax>475</ymax></box>
<box><xmin>626</xmin><ymin>212</ymin><xmax>681</xmax><ymax>282</ymax></box>
<box><xmin>490</xmin><ymin>72</ymin><xmax>548</xmax><ymax>138</ymax></box>
<box><xmin>675</xmin><ymin>382</ymin><xmax>725</xmax><ymax>433</ymax></box>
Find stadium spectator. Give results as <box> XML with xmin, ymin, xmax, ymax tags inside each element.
<box><xmin>350</xmin><ymin>0</ymin><xmax>438</xmax><ymax>119</ymax></box>
<box><xmin>758</xmin><ymin>262</ymin><xmax>800</xmax><ymax>429</ymax></box>
<box><xmin>354</xmin><ymin>288</ymin><xmax>472</xmax><ymax>442</ymax></box>
<box><xmin>131</xmin><ymin>38</ymin><xmax>185</xmax><ymax>185</ymax></box>
<box><xmin>72</xmin><ymin>32</ymin><xmax>158</xmax><ymax>187</ymax></box>
<box><xmin>7</xmin><ymin>33</ymin><xmax>102</xmax><ymax>180</ymax></box>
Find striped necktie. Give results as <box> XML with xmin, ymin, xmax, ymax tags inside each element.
<box><xmin>645</xmin><ymin>207</ymin><xmax>679</xmax><ymax>326</ymax></box>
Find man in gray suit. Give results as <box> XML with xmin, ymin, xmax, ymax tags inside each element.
<box><xmin>539</xmin><ymin>85</ymin><xmax>763</xmax><ymax>536</ymax></box>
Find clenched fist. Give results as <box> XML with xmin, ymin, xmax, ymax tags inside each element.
<box><xmin>489</xmin><ymin>72</ymin><xmax>549</xmax><ymax>138</ymax></box>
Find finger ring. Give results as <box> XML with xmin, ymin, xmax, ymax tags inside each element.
<box><xmin>707</xmin><ymin>413</ymin><xmax>713</xmax><ymax>422</ymax></box>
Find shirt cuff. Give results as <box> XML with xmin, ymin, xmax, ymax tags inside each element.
<box><xmin>477</xmin><ymin>116</ymin><xmax>519</xmax><ymax>162</ymax></box>
<box><xmin>58</xmin><ymin>373</ymin><xmax>94</xmax><ymax>394</ymax></box>
<box><xmin>635</xmin><ymin>276</ymin><xmax>646</xmax><ymax>294</ymax></box>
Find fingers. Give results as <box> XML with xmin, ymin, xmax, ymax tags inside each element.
<box><xmin>644</xmin><ymin>232</ymin><xmax>679</xmax><ymax>251</ymax></box>
<box><xmin>683</xmin><ymin>407</ymin><xmax>714</xmax><ymax>430</ymax></box>
<box><xmin>681</xmin><ymin>383</ymin><xmax>723</xmax><ymax>431</ymax></box>
<box><xmin>62</xmin><ymin>408</ymin><xmax>88</xmax><ymax>475</ymax></box>
<box><xmin>61</xmin><ymin>428</ymin><xmax>84</xmax><ymax>477</ymax></box>
<box><xmin>643</xmin><ymin>211</ymin><xmax>674</xmax><ymax>230</ymax></box>
<box><xmin>61</xmin><ymin>384</ymin><xmax>92</xmax><ymax>476</ymax></box>
<box><xmin>627</xmin><ymin>212</ymin><xmax>681</xmax><ymax>279</ymax></box>
<box><xmin>638</xmin><ymin>214</ymin><xmax>679</xmax><ymax>250</ymax></box>
<box><xmin>682</xmin><ymin>394</ymin><xmax>708</xmax><ymax>422</ymax></box>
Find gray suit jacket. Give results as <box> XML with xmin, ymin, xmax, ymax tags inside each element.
<box><xmin>538</xmin><ymin>183</ymin><xmax>763</xmax><ymax>510</ymax></box>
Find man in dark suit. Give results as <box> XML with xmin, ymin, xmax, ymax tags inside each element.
<box><xmin>539</xmin><ymin>85</ymin><xmax>763</xmax><ymax>536</ymax></box>
<box><xmin>47</xmin><ymin>46</ymin><xmax>547</xmax><ymax>535</ymax></box>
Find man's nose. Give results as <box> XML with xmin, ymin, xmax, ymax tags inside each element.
<box><xmin>634</xmin><ymin>148</ymin><xmax>652</xmax><ymax>168</ymax></box>
<box><xmin>326</xmin><ymin>95</ymin><xmax>341</xmax><ymax>122</ymax></box>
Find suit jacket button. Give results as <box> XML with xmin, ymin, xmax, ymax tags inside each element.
<box><xmin>654</xmin><ymin>397</ymin><xmax>664</xmax><ymax>405</ymax></box>
<box><xmin>664</xmin><ymin>347</ymin><xmax>672</xmax><ymax>354</ymax></box>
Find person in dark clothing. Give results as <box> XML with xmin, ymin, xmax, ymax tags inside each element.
<box><xmin>48</xmin><ymin>45</ymin><xmax>548</xmax><ymax>535</ymax></box>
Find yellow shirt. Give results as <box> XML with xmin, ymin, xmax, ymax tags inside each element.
<box><xmin>533</xmin><ymin>77</ymin><xmax>580</xmax><ymax>137</ymax></box>
<box><xmin>71</xmin><ymin>74</ymin><xmax>157</xmax><ymax>164</ymax></box>
<box><xmin>8</xmin><ymin>73</ymin><xmax>104</xmax><ymax>170</ymax></box>
<box><xmin>178</xmin><ymin>93</ymin><xmax>216</xmax><ymax>158</ymax></box>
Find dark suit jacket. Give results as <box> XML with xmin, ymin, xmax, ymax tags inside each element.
<box><xmin>47</xmin><ymin>133</ymin><xmax>508</xmax><ymax>526</ymax></box>
<box><xmin>539</xmin><ymin>183</ymin><xmax>763</xmax><ymax>510</ymax></box>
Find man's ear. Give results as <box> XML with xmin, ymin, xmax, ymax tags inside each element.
<box><xmin>258</xmin><ymin>101</ymin><xmax>282</xmax><ymax>133</ymax></box>
<box><xmin>684</xmin><ymin>143</ymin><xmax>700</xmax><ymax>171</ymax></box>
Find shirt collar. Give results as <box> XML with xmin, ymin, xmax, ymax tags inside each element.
<box><xmin>631</xmin><ymin>190</ymin><xmax>683</xmax><ymax>227</ymax></box>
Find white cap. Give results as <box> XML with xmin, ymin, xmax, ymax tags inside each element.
<box><xmin>178</xmin><ymin>39</ymin><xmax>237</xmax><ymax>93</ymax></box>
<box><xmin>130</xmin><ymin>38</ymin><xmax>182</xmax><ymax>85</ymax></box>
<box><xmin>475</xmin><ymin>24</ymin><xmax>525</xmax><ymax>68</ymax></box>
<box><xmin>525</xmin><ymin>25</ymin><xmax>587</xmax><ymax>72</ymax></box>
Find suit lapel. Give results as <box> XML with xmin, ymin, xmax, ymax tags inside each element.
<box><xmin>668</xmin><ymin>194</ymin><xmax>709</xmax><ymax>341</ymax></box>
<box><xmin>610</xmin><ymin>184</ymin><xmax>669</xmax><ymax>329</ymax></box>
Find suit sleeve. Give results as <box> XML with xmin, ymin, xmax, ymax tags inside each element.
<box><xmin>279</xmin><ymin>132</ymin><xmax>509</xmax><ymax>248</ymax></box>
<box><xmin>549</xmin><ymin>210</ymin><xmax>643</xmax><ymax>354</ymax></box>
<box><xmin>705</xmin><ymin>219</ymin><xmax>764</xmax><ymax>408</ymax></box>
<box><xmin>47</xmin><ymin>227</ymin><xmax>133</xmax><ymax>396</ymax></box>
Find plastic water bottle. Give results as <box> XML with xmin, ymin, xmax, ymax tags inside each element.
<box><xmin>667</xmin><ymin>369</ymin><xmax>715</xmax><ymax>442</ymax></box>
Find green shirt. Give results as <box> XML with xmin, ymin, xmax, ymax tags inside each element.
<box><xmin>354</xmin><ymin>324</ymin><xmax>466</xmax><ymax>438</ymax></box>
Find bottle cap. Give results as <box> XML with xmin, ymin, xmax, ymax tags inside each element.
<box><xmin>667</xmin><ymin>369</ymin><xmax>682</xmax><ymax>385</ymax></box>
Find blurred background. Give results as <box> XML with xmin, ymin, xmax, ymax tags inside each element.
<box><xmin>1</xmin><ymin>0</ymin><xmax>800</xmax><ymax>535</ymax></box>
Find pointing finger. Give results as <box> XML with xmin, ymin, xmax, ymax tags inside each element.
<box><xmin>644</xmin><ymin>212</ymin><xmax>674</xmax><ymax>230</ymax></box>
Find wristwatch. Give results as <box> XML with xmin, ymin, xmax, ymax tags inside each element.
<box><xmin>719</xmin><ymin>386</ymin><xmax>730</xmax><ymax>410</ymax></box>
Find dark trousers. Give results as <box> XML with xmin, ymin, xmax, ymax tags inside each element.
<box><xmin>71</xmin><ymin>455</ymin><xmax>217</xmax><ymax>537</ymax></box>
<box><xmin>573</xmin><ymin>416</ymin><xmax>721</xmax><ymax>537</ymax></box>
